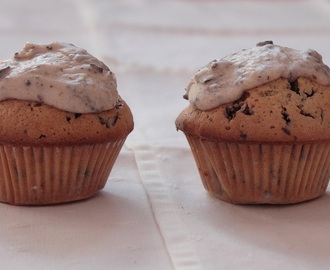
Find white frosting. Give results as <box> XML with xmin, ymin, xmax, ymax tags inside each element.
<box><xmin>186</xmin><ymin>42</ymin><xmax>330</xmax><ymax>110</ymax></box>
<box><xmin>0</xmin><ymin>42</ymin><xmax>119</xmax><ymax>113</ymax></box>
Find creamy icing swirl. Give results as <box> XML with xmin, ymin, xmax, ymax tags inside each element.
<box><xmin>0</xmin><ymin>42</ymin><xmax>119</xmax><ymax>113</ymax></box>
<box><xmin>186</xmin><ymin>41</ymin><xmax>330</xmax><ymax>110</ymax></box>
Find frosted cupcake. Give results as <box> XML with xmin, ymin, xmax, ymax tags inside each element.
<box><xmin>0</xmin><ymin>42</ymin><xmax>134</xmax><ymax>205</ymax></box>
<box><xmin>176</xmin><ymin>41</ymin><xmax>330</xmax><ymax>204</ymax></box>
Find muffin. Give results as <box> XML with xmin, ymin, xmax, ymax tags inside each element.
<box><xmin>176</xmin><ymin>41</ymin><xmax>330</xmax><ymax>204</ymax></box>
<box><xmin>0</xmin><ymin>42</ymin><xmax>134</xmax><ymax>205</ymax></box>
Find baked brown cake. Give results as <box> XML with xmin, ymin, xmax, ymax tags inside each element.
<box><xmin>176</xmin><ymin>42</ymin><xmax>330</xmax><ymax>204</ymax></box>
<box><xmin>0</xmin><ymin>42</ymin><xmax>134</xmax><ymax>205</ymax></box>
<box><xmin>0</xmin><ymin>99</ymin><xmax>132</xmax><ymax>146</ymax></box>
<box><xmin>177</xmin><ymin>77</ymin><xmax>330</xmax><ymax>142</ymax></box>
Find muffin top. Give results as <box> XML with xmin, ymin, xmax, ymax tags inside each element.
<box><xmin>176</xmin><ymin>42</ymin><xmax>330</xmax><ymax>143</ymax></box>
<box><xmin>0</xmin><ymin>42</ymin><xmax>118</xmax><ymax>113</ymax></box>
<box><xmin>0</xmin><ymin>98</ymin><xmax>133</xmax><ymax>146</ymax></box>
<box><xmin>0</xmin><ymin>42</ymin><xmax>133</xmax><ymax>146</ymax></box>
<box><xmin>185</xmin><ymin>41</ymin><xmax>330</xmax><ymax>111</ymax></box>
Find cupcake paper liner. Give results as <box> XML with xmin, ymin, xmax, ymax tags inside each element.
<box><xmin>186</xmin><ymin>135</ymin><xmax>330</xmax><ymax>204</ymax></box>
<box><xmin>0</xmin><ymin>139</ymin><xmax>126</xmax><ymax>205</ymax></box>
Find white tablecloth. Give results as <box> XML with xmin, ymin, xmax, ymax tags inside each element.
<box><xmin>1</xmin><ymin>0</ymin><xmax>330</xmax><ymax>269</ymax></box>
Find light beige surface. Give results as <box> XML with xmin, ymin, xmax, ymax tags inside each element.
<box><xmin>1</xmin><ymin>0</ymin><xmax>330</xmax><ymax>269</ymax></box>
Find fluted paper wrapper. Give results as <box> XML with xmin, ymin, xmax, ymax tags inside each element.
<box><xmin>186</xmin><ymin>135</ymin><xmax>330</xmax><ymax>204</ymax></box>
<box><xmin>0</xmin><ymin>139</ymin><xmax>125</xmax><ymax>205</ymax></box>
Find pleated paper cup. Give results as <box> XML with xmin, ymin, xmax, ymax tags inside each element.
<box><xmin>186</xmin><ymin>135</ymin><xmax>330</xmax><ymax>204</ymax></box>
<box><xmin>0</xmin><ymin>139</ymin><xmax>126</xmax><ymax>205</ymax></box>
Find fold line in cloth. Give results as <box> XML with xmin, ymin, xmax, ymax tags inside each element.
<box><xmin>127</xmin><ymin>134</ymin><xmax>201</xmax><ymax>270</ymax></box>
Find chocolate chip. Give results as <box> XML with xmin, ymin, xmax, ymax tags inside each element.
<box><xmin>256</xmin><ymin>41</ymin><xmax>274</xmax><ymax>46</ymax></box>
<box><xmin>297</xmin><ymin>105</ymin><xmax>314</xmax><ymax>118</ymax></box>
<box><xmin>281</xmin><ymin>107</ymin><xmax>291</xmax><ymax>125</ymax></box>
<box><xmin>240</xmin><ymin>131</ymin><xmax>247</xmax><ymax>140</ymax></box>
<box><xmin>37</xmin><ymin>94</ymin><xmax>44</xmax><ymax>102</ymax></box>
<box><xmin>289</xmin><ymin>80</ymin><xmax>300</xmax><ymax>94</ymax></box>
<box><xmin>115</xmin><ymin>102</ymin><xmax>123</xmax><ymax>109</ymax></box>
<box><xmin>39</xmin><ymin>134</ymin><xmax>46</xmax><ymax>139</ymax></box>
<box><xmin>98</xmin><ymin>113</ymin><xmax>119</xmax><ymax>128</ymax></box>
<box><xmin>304</xmin><ymin>90</ymin><xmax>315</xmax><ymax>98</ymax></box>
<box><xmin>210</xmin><ymin>61</ymin><xmax>218</xmax><ymax>69</ymax></box>
<box><xmin>0</xmin><ymin>66</ymin><xmax>10</xmax><ymax>78</ymax></box>
<box><xmin>90</xmin><ymin>63</ymin><xmax>103</xmax><ymax>74</ymax></box>
<box><xmin>112</xmin><ymin>113</ymin><xmax>119</xmax><ymax>126</ymax></box>
<box><xmin>241</xmin><ymin>104</ymin><xmax>254</xmax><ymax>116</ymax></box>
<box><xmin>203</xmin><ymin>77</ymin><xmax>214</xmax><ymax>84</ymax></box>
<box><xmin>281</xmin><ymin>127</ymin><xmax>291</xmax><ymax>136</ymax></box>
<box><xmin>224</xmin><ymin>92</ymin><xmax>250</xmax><ymax>120</ymax></box>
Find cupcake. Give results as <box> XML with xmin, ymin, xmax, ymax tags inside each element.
<box><xmin>0</xmin><ymin>42</ymin><xmax>134</xmax><ymax>205</ymax></box>
<box><xmin>176</xmin><ymin>41</ymin><xmax>330</xmax><ymax>204</ymax></box>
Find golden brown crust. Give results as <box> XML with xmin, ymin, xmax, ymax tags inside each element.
<box><xmin>0</xmin><ymin>98</ymin><xmax>134</xmax><ymax>146</ymax></box>
<box><xmin>176</xmin><ymin>77</ymin><xmax>330</xmax><ymax>143</ymax></box>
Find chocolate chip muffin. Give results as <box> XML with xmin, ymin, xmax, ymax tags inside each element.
<box><xmin>176</xmin><ymin>41</ymin><xmax>330</xmax><ymax>204</ymax></box>
<box><xmin>0</xmin><ymin>42</ymin><xmax>134</xmax><ymax>205</ymax></box>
